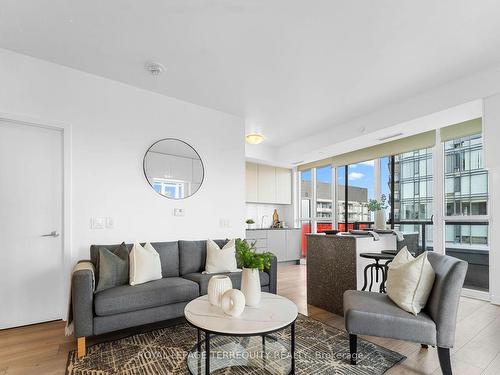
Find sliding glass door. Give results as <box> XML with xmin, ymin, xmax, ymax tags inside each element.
<box><xmin>393</xmin><ymin>148</ymin><xmax>434</xmax><ymax>251</ymax></box>
<box><xmin>444</xmin><ymin>132</ymin><xmax>489</xmax><ymax>292</ymax></box>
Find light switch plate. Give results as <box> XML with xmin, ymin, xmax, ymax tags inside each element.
<box><xmin>91</xmin><ymin>217</ymin><xmax>106</xmax><ymax>229</ymax></box>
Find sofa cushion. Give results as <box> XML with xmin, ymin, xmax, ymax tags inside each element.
<box><xmin>94</xmin><ymin>277</ymin><xmax>199</xmax><ymax>316</ymax></box>
<box><xmin>150</xmin><ymin>241</ymin><xmax>180</xmax><ymax>277</ymax></box>
<box><xmin>183</xmin><ymin>271</ymin><xmax>270</xmax><ymax>295</ymax></box>
<box><xmin>343</xmin><ymin>290</ymin><xmax>437</xmax><ymax>346</ymax></box>
<box><xmin>179</xmin><ymin>239</ymin><xmax>227</xmax><ymax>275</ymax></box>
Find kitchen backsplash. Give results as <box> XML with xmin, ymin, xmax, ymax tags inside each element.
<box><xmin>245</xmin><ymin>203</ymin><xmax>294</xmax><ymax>228</ymax></box>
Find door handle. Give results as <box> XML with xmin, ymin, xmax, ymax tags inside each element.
<box><xmin>42</xmin><ymin>231</ymin><xmax>60</xmax><ymax>238</ymax></box>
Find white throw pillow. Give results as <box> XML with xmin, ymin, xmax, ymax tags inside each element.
<box><xmin>386</xmin><ymin>247</ymin><xmax>436</xmax><ymax>315</ymax></box>
<box><xmin>205</xmin><ymin>239</ymin><xmax>238</xmax><ymax>274</ymax></box>
<box><xmin>129</xmin><ymin>242</ymin><xmax>163</xmax><ymax>285</ymax></box>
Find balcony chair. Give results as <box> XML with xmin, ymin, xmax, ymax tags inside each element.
<box><xmin>344</xmin><ymin>252</ymin><xmax>467</xmax><ymax>375</ymax></box>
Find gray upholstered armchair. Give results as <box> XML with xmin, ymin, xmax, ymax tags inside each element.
<box><xmin>344</xmin><ymin>252</ymin><xmax>467</xmax><ymax>375</ymax></box>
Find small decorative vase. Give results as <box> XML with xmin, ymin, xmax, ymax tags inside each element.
<box><xmin>221</xmin><ymin>289</ymin><xmax>246</xmax><ymax>317</ymax></box>
<box><xmin>207</xmin><ymin>275</ymin><xmax>232</xmax><ymax>307</ymax></box>
<box><xmin>374</xmin><ymin>210</ymin><xmax>386</xmax><ymax>229</ymax></box>
<box><xmin>241</xmin><ymin>268</ymin><xmax>261</xmax><ymax>306</ymax></box>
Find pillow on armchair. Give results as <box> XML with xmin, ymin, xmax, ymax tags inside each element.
<box><xmin>386</xmin><ymin>247</ymin><xmax>435</xmax><ymax>315</ymax></box>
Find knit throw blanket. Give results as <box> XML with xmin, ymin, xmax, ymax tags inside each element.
<box><xmin>65</xmin><ymin>261</ymin><xmax>95</xmax><ymax>336</ymax></box>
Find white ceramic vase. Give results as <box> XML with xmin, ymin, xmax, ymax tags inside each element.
<box><xmin>374</xmin><ymin>210</ymin><xmax>386</xmax><ymax>229</ymax></box>
<box><xmin>207</xmin><ymin>275</ymin><xmax>232</xmax><ymax>307</ymax></box>
<box><xmin>241</xmin><ymin>268</ymin><xmax>261</xmax><ymax>306</ymax></box>
<box><xmin>221</xmin><ymin>289</ymin><xmax>246</xmax><ymax>317</ymax></box>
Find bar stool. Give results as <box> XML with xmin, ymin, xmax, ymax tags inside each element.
<box><xmin>359</xmin><ymin>253</ymin><xmax>395</xmax><ymax>293</ymax></box>
<box><xmin>381</xmin><ymin>249</ymin><xmax>416</xmax><ymax>256</ymax></box>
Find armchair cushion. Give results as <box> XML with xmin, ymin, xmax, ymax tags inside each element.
<box><xmin>344</xmin><ymin>290</ymin><xmax>437</xmax><ymax>346</ymax></box>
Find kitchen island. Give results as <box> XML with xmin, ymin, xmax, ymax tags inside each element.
<box><xmin>306</xmin><ymin>233</ymin><xmax>397</xmax><ymax>315</ymax></box>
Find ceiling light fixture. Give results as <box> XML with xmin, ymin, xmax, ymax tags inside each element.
<box><xmin>245</xmin><ymin>133</ymin><xmax>265</xmax><ymax>145</ymax></box>
<box><xmin>145</xmin><ymin>61</ymin><xmax>166</xmax><ymax>77</ymax></box>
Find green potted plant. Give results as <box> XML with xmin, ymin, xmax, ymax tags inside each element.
<box><xmin>245</xmin><ymin>218</ymin><xmax>255</xmax><ymax>229</ymax></box>
<box><xmin>235</xmin><ymin>238</ymin><xmax>273</xmax><ymax>306</ymax></box>
<box><xmin>367</xmin><ymin>194</ymin><xmax>388</xmax><ymax>229</ymax></box>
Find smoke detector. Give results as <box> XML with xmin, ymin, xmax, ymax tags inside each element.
<box><xmin>145</xmin><ymin>61</ymin><xmax>166</xmax><ymax>77</ymax></box>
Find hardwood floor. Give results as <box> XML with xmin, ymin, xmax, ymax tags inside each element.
<box><xmin>1</xmin><ymin>264</ymin><xmax>500</xmax><ymax>374</ymax></box>
<box><xmin>276</xmin><ymin>264</ymin><xmax>500</xmax><ymax>375</ymax></box>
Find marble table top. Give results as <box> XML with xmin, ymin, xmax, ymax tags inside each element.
<box><xmin>184</xmin><ymin>292</ymin><xmax>298</xmax><ymax>335</ymax></box>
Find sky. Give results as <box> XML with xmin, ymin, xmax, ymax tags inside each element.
<box><xmin>305</xmin><ymin>158</ymin><xmax>391</xmax><ymax>202</ymax></box>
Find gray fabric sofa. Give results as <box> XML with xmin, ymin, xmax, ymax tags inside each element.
<box><xmin>72</xmin><ymin>239</ymin><xmax>277</xmax><ymax>357</ymax></box>
<box><xmin>344</xmin><ymin>252</ymin><xmax>467</xmax><ymax>375</ymax></box>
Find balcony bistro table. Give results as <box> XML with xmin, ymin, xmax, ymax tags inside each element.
<box><xmin>184</xmin><ymin>293</ymin><xmax>298</xmax><ymax>375</ymax></box>
<box><xmin>359</xmin><ymin>252</ymin><xmax>395</xmax><ymax>293</ymax></box>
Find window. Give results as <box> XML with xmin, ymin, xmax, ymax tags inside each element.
<box><xmin>315</xmin><ymin>165</ymin><xmax>333</xmax><ymax>233</ymax></box>
<box><xmin>315</xmin><ymin>165</ymin><xmax>333</xmax><ymax>220</ymax></box>
<box><xmin>347</xmin><ymin>160</ymin><xmax>374</xmax><ymax>229</ymax></box>
<box><xmin>299</xmin><ymin>170</ymin><xmax>313</xmax><ymax>254</ymax></box>
<box><xmin>393</xmin><ymin>147</ymin><xmax>433</xmax><ymax>249</ymax></box>
<box><xmin>444</xmin><ymin>133</ymin><xmax>489</xmax><ymax>292</ymax></box>
<box><xmin>300</xmin><ymin>170</ymin><xmax>312</xmax><ymax>218</ymax></box>
<box><xmin>337</xmin><ymin>166</ymin><xmax>347</xmax><ymax>231</ymax></box>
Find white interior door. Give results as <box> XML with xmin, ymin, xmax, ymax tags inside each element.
<box><xmin>0</xmin><ymin>119</ymin><xmax>63</xmax><ymax>329</ymax></box>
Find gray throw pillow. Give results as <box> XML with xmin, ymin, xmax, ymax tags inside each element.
<box><xmin>95</xmin><ymin>243</ymin><xmax>129</xmax><ymax>292</ymax></box>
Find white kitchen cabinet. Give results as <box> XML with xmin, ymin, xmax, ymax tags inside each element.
<box><xmin>257</xmin><ymin>164</ymin><xmax>276</xmax><ymax>203</ymax></box>
<box><xmin>275</xmin><ymin>167</ymin><xmax>292</xmax><ymax>204</ymax></box>
<box><xmin>245</xmin><ymin>162</ymin><xmax>292</xmax><ymax>204</ymax></box>
<box><xmin>245</xmin><ymin>162</ymin><xmax>259</xmax><ymax>202</ymax></box>
<box><xmin>267</xmin><ymin>230</ymin><xmax>287</xmax><ymax>261</ymax></box>
<box><xmin>246</xmin><ymin>229</ymin><xmax>301</xmax><ymax>262</ymax></box>
<box><xmin>285</xmin><ymin>229</ymin><xmax>302</xmax><ymax>261</ymax></box>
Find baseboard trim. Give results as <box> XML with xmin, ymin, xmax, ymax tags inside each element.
<box><xmin>461</xmin><ymin>288</ymin><xmax>490</xmax><ymax>302</ymax></box>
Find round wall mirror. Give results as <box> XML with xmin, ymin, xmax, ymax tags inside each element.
<box><xmin>143</xmin><ymin>138</ymin><xmax>204</xmax><ymax>199</ymax></box>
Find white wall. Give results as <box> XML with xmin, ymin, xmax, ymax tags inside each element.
<box><xmin>0</xmin><ymin>48</ymin><xmax>246</xmax><ymax>267</ymax></box>
<box><xmin>483</xmin><ymin>94</ymin><xmax>500</xmax><ymax>304</ymax></box>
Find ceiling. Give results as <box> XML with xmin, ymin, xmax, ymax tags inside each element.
<box><xmin>1</xmin><ymin>0</ymin><xmax>500</xmax><ymax>148</ymax></box>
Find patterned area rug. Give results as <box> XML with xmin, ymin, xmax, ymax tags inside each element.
<box><xmin>67</xmin><ymin>314</ymin><xmax>404</xmax><ymax>374</ymax></box>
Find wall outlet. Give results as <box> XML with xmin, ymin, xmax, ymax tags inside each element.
<box><xmin>90</xmin><ymin>217</ymin><xmax>106</xmax><ymax>229</ymax></box>
<box><xmin>174</xmin><ymin>208</ymin><xmax>185</xmax><ymax>216</ymax></box>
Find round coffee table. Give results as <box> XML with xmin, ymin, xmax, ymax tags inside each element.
<box><xmin>184</xmin><ymin>292</ymin><xmax>298</xmax><ymax>375</ymax></box>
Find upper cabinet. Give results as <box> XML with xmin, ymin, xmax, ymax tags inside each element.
<box><xmin>275</xmin><ymin>167</ymin><xmax>292</xmax><ymax>204</ymax></box>
<box><xmin>257</xmin><ymin>164</ymin><xmax>276</xmax><ymax>203</ymax></box>
<box><xmin>245</xmin><ymin>162</ymin><xmax>259</xmax><ymax>202</ymax></box>
<box><xmin>246</xmin><ymin>162</ymin><xmax>292</xmax><ymax>204</ymax></box>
